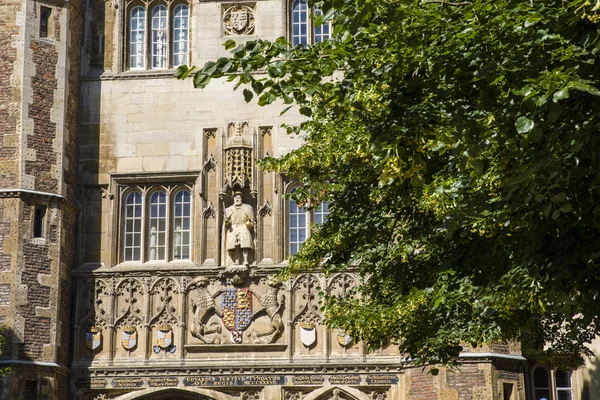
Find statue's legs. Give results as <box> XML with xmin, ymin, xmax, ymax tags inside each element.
<box><xmin>242</xmin><ymin>249</ymin><xmax>249</xmax><ymax>266</ymax></box>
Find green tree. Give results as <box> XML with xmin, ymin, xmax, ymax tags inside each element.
<box><xmin>178</xmin><ymin>0</ymin><xmax>600</xmax><ymax>367</ymax></box>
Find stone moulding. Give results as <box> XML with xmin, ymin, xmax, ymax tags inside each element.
<box><xmin>184</xmin><ymin>343</ymin><xmax>288</xmax><ymax>352</ymax></box>
<box><xmin>0</xmin><ymin>188</ymin><xmax>78</xmax><ymax>210</ymax></box>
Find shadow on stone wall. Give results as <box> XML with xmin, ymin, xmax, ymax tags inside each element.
<box><xmin>582</xmin><ymin>354</ymin><xmax>600</xmax><ymax>400</ymax></box>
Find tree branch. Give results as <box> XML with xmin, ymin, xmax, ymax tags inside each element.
<box><xmin>423</xmin><ymin>0</ymin><xmax>471</xmax><ymax>5</ymax></box>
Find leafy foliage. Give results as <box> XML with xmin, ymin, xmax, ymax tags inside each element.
<box><xmin>178</xmin><ymin>0</ymin><xmax>600</xmax><ymax>367</ymax></box>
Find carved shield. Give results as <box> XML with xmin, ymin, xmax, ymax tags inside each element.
<box><xmin>231</xmin><ymin>10</ymin><xmax>248</xmax><ymax>31</ymax></box>
<box><xmin>85</xmin><ymin>328</ymin><xmax>102</xmax><ymax>350</ymax></box>
<box><xmin>156</xmin><ymin>327</ymin><xmax>172</xmax><ymax>349</ymax></box>
<box><xmin>221</xmin><ymin>288</ymin><xmax>252</xmax><ymax>331</ymax></box>
<box><xmin>300</xmin><ymin>322</ymin><xmax>316</xmax><ymax>347</ymax></box>
<box><xmin>336</xmin><ymin>329</ymin><xmax>353</xmax><ymax>347</ymax></box>
<box><xmin>230</xmin><ymin>330</ymin><xmax>243</xmax><ymax>344</ymax></box>
<box><xmin>121</xmin><ymin>327</ymin><xmax>137</xmax><ymax>350</ymax></box>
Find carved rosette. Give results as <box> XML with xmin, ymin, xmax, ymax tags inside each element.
<box><xmin>223</xmin><ymin>5</ymin><xmax>256</xmax><ymax>36</ymax></box>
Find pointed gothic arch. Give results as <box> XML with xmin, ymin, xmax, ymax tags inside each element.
<box><xmin>302</xmin><ymin>385</ymin><xmax>370</xmax><ymax>400</ymax></box>
<box><xmin>112</xmin><ymin>387</ymin><xmax>235</xmax><ymax>400</ymax></box>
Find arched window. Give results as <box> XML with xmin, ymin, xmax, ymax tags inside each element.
<box><xmin>313</xmin><ymin>8</ymin><xmax>331</xmax><ymax>43</ymax></box>
<box><xmin>288</xmin><ymin>191</ymin><xmax>331</xmax><ymax>256</ymax></box>
<box><xmin>172</xmin><ymin>189</ymin><xmax>191</xmax><ymax>260</ymax></box>
<box><xmin>314</xmin><ymin>200</ymin><xmax>330</xmax><ymax>225</ymax></box>
<box><xmin>148</xmin><ymin>191</ymin><xmax>167</xmax><ymax>260</ymax></box>
<box><xmin>291</xmin><ymin>0</ymin><xmax>331</xmax><ymax>47</ymax></box>
<box><xmin>129</xmin><ymin>6</ymin><xmax>146</xmax><ymax>69</ymax></box>
<box><xmin>124</xmin><ymin>191</ymin><xmax>143</xmax><ymax>261</ymax></box>
<box><xmin>289</xmin><ymin>196</ymin><xmax>307</xmax><ymax>255</ymax></box>
<box><xmin>172</xmin><ymin>4</ymin><xmax>189</xmax><ymax>67</ymax></box>
<box><xmin>151</xmin><ymin>5</ymin><xmax>168</xmax><ymax>68</ymax></box>
<box><xmin>533</xmin><ymin>366</ymin><xmax>551</xmax><ymax>400</ymax></box>
<box><xmin>291</xmin><ymin>0</ymin><xmax>309</xmax><ymax>47</ymax></box>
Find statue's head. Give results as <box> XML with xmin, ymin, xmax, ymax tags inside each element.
<box><xmin>266</xmin><ymin>275</ymin><xmax>282</xmax><ymax>287</ymax></box>
<box><xmin>191</xmin><ymin>276</ymin><xmax>209</xmax><ymax>288</ymax></box>
<box><xmin>232</xmin><ymin>191</ymin><xmax>243</xmax><ymax>206</ymax></box>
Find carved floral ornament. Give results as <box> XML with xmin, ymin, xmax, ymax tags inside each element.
<box><xmin>223</xmin><ymin>4</ymin><xmax>256</xmax><ymax>36</ymax></box>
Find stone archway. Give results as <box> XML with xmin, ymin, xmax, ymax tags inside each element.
<box><xmin>112</xmin><ymin>387</ymin><xmax>236</xmax><ymax>400</ymax></box>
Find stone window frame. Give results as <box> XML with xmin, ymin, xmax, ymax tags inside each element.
<box><xmin>124</xmin><ymin>0</ymin><xmax>190</xmax><ymax>71</ymax></box>
<box><xmin>115</xmin><ymin>174</ymin><xmax>197</xmax><ymax>264</ymax></box>
<box><xmin>36</xmin><ymin>3</ymin><xmax>56</xmax><ymax>41</ymax></box>
<box><xmin>283</xmin><ymin>184</ymin><xmax>331</xmax><ymax>257</ymax></box>
<box><xmin>289</xmin><ymin>0</ymin><xmax>331</xmax><ymax>47</ymax></box>
<box><xmin>33</xmin><ymin>205</ymin><xmax>47</xmax><ymax>239</ymax></box>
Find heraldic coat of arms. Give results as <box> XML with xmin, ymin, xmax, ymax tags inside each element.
<box><xmin>121</xmin><ymin>326</ymin><xmax>137</xmax><ymax>350</ymax></box>
<box><xmin>222</xmin><ymin>288</ymin><xmax>252</xmax><ymax>343</ymax></box>
<box><xmin>85</xmin><ymin>327</ymin><xmax>102</xmax><ymax>350</ymax></box>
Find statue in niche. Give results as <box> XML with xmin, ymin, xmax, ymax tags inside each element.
<box><xmin>224</xmin><ymin>191</ymin><xmax>255</xmax><ymax>266</ymax></box>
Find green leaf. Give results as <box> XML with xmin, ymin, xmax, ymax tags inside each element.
<box><xmin>224</xmin><ymin>39</ymin><xmax>237</xmax><ymax>50</ymax></box>
<box><xmin>553</xmin><ymin>88</ymin><xmax>570</xmax><ymax>102</ymax></box>
<box><xmin>193</xmin><ymin>73</ymin><xmax>211</xmax><ymax>88</ymax></box>
<box><xmin>299</xmin><ymin>106</ymin><xmax>313</xmax><ymax>117</ymax></box>
<box><xmin>243</xmin><ymin>88</ymin><xmax>254</xmax><ymax>102</ymax></box>
<box><xmin>551</xmin><ymin>193</ymin><xmax>566</xmax><ymax>203</ymax></box>
<box><xmin>515</xmin><ymin>117</ymin><xmax>535</xmax><ymax>134</ymax></box>
<box><xmin>552</xmin><ymin>209</ymin><xmax>561</xmax><ymax>220</ymax></box>
<box><xmin>560</xmin><ymin>203</ymin><xmax>573</xmax><ymax>213</ymax></box>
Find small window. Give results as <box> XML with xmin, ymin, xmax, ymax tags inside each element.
<box><xmin>151</xmin><ymin>5</ymin><xmax>168</xmax><ymax>69</ymax></box>
<box><xmin>124</xmin><ymin>191</ymin><xmax>143</xmax><ymax>261</ymax></box>
<box><xmin>24</xmin><ymin>380</ymin><xmax>37</xmax><ymax>399</ymax></box>
<box><xmin>503</xmin><ymin>382</ymin><xmax>515</xmax><ymax>400</ymax></box>
<box><xmin>289</xmin><ymin>197</ymin><xmax>307</xmax><ymax>255</ymax></box>
<box><xmin>288</xmin><ymin>190</ymin><xmax>331</xmax><ymax>256</ymax></box>
<box><xmin>555</xmin><ymin>370</ymin><xmax>573</xmax><ymax>400</ymax></box>
<box><xmin>172</xmin><ymin>189</ymin><xmax>191</xmax><ymax>260</ymax></box>
<box><xmin>40</xmin><ymin>6</ymin><xmax>52</xmax><ymax>38</ymax></box>
<box><xmin>33</xmin><ymin>206</ymin><xmax>46</xmax><ymax>238</ymax></box>
<box><xmin>534</xmin><ymin>366</ymin><xmax>551</xmax><ymax>400</ymax></box>
<box><xmin>148</xmin><ymin>191</ymin><xmax>167</xmax><ymax>260</ymax></box>
<box><xmin>129</xmin><ymin>6</ymin><xmax>146</xmax><ymax>69</ymax></box>
<box><xmin>291</xmin><ymin>0</ymin><xmax>331</xmax><ymax>47</ymax></box>
<box><xmin>172</xmin><ymin>4</ymin><xmax>189</xmax><ymax>67</ymax></box>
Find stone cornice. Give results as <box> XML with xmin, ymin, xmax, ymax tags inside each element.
<box><xmin>0</xmin><ymin>188</ymin><xmax>78</xmax><ymax>211</ymax></box>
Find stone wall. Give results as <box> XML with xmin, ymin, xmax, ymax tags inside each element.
<box><xmin>0</xmin><ymin>0</ymin><xmax>82</xmax><ymax>397</ymax></box>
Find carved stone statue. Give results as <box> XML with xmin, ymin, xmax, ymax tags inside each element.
<box><xmin>224</xmin><ymin>192</ymin><xmax>255</xmax><ymax>266</ymax></box>
<box><xmin>252</xmin><ymin>276</ymin><xmax>285</xmax><ymax>344</ymax></box>
<box><xmin>190</xmin><ymin>277</ymin><xmax>221</xmax><ymax>344</ymax></box>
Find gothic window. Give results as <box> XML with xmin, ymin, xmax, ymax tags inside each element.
<box><xmin>129</xmin><ymin>6</ymin><xmax>146</xmax><ymax>69</ymax></box>
<box><xmin>291</xmin><ymin>0</ymin><xmax>331</xmax><ymax>47</ymax></box>
<box><xmin>127</xmin><ymin>2</ymin><xmax>189</xmax><ymax>70</ymax></box>
<box><xmin>289</xmin><ymin>197</ymin><xmax>307</xmax><ymax>255</ymax></box>
<box><xmin>122</xmin><ymin>187</ymin><xmax>192</xmax><ymax>262</ymax></box>
<box><xmin>172</xmin><ymin>4</ymin><xmax>189</xmax><ymax>66</ymax></box>
<box><xmin>151</xmin><ymin>5</ymin><xmax>168</xmax><ymax>68</ymax></box>
<box><xmin>532</xmin><ymin>366</ymin><xmax>573</xmax><ymax>400</ymax></box>
<box><xmin>124</xmin><ymin>191</ymin><xmax>143</xmax><ymax>261</ymax></box>
<box><xmin>554</xmin><ymin>370</ymin><xmax>572</xmax><ymax>400</ymax></box>
<box><xmin>172</xmin><ymin>189</ymin><xmax>191</xmax><ymax>260</ymax></box>
<box><xmin>288</xmin><ymin>189</ymin><xmax>330</xmax><ymax>255</ymax></box>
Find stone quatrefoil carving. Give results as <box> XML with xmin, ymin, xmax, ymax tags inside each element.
<box><xmin>223</xmin><ymin>5</ymin><xmax>256</xmax><ymax>36</ymax></box>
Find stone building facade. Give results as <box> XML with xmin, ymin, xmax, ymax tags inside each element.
<box><xmin>1</xmin><ymin>0</ymin><xmax>599</xmax><ymax>399</ymax></box>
